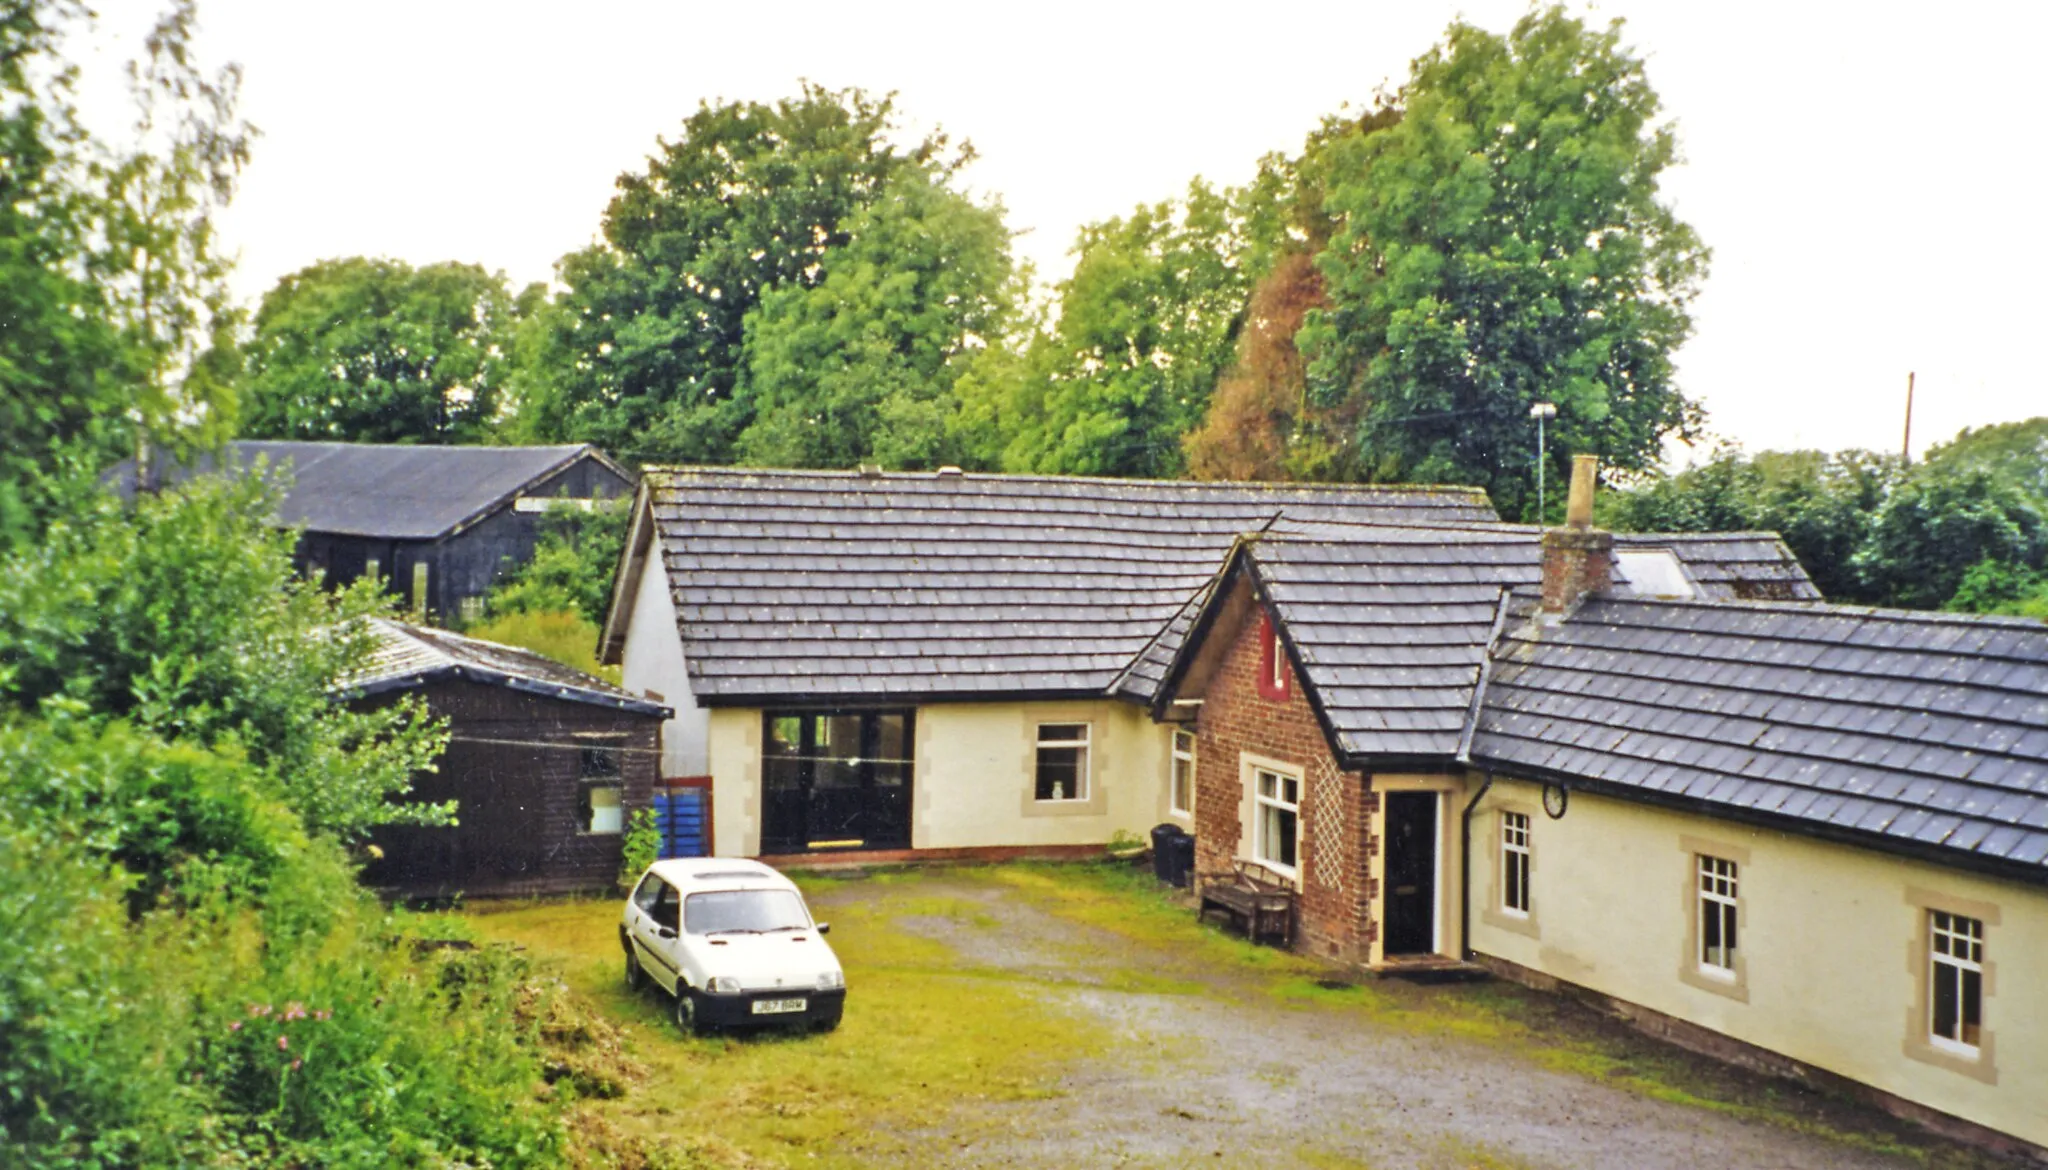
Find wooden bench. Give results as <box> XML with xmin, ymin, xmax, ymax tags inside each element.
<box><xmin>1198</xmin><ymin>859</ymin><xmax>1297</xmax><ymax>948</ymax></box>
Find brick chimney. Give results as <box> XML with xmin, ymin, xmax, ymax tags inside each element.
<box><xmin>1539</xmin><ymin>454</ymin><xmax>1613</xmax><ymax>613</ymax></box>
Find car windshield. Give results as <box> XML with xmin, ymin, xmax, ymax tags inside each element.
<box><xmin>684</xmin><ymin>889</ymin><xmax>810</xmax><ymax>935</ymax></box>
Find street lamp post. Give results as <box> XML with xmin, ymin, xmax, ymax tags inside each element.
<box><xmin>1530</xmin><ymin>402</ymin><xmax>1557</xmax><ymax>522</ymax></box>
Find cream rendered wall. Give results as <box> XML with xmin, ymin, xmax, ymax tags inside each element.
<box><xmin>617</xmin><ymin>552</ymin><xmax>705</xmax><ymax>778</ymax></box>
<box><xmin>1467</xmin><ymin>776</ymin><xmax>2048</xmax><ymax>1148</ymax></box>
<box><xmin>700</xmin><ymin>699</ymin><xmax>1176</xmax><ymax>857</ymax></box>
<box><xmin>913</xmin><ymin>699</ymin><xmax>1173</xmax><ymax>850</ymax></box>
<box><xmin>705</xmin><ymin>708</ymin><xmax>761</xmax><ymax>857</ymax></box>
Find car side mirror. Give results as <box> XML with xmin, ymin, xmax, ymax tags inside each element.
<box><xmin>815</xmin><ymin>922</ymin><xmax>830</xmax><ymax>935</ymax></box>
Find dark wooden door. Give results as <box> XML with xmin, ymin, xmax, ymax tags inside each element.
<box><xmin>1383</xmin><ymin>791</ymin><xmax>1438</xmax><ymax>955</ymax></box>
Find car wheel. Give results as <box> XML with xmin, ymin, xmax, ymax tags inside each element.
<box><xmin>623</xmin><ymin>947</ymin><xmax>645</xmax><ymax>992</ymax></box>
<box><xmin>675</xmin><ymin>988</ymin><xmax>707</xmax><ymax>1036</ymax></box>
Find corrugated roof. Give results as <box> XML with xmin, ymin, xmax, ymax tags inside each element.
<box><xmin>1470</xmin><ymin>594</ymin><xmax>2048</xmax><ymax>879</ymax></box>
<box><xmin>1241</xmin><ymin>522</ymin><xmax>1822</xmax><ymax>760</ymax></box>
<box><xmin>337</xmin><ymin>618</ymin><xmax>669</xmax><ymax>716</ymax></box>
<box><xmin>106</xmin><ymin>441</ymin><xmax>618</xmax><ymax>539</ymax></box>
<box><xmin>638</xmin><ymin>467</ymin><xmax>1501</xmax><ymax>704</ymax></box>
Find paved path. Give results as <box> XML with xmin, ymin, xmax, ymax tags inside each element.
<box><xmin>811</xmin><ymin>872</ymin><xmax>1943</xmax><ymax>1170</ymax></box>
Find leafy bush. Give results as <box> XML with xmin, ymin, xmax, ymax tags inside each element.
<box><xmin>0</xmin><ymin>478</ymin><xmax>587</xmax><ymax>1166</ymax></box>
<box><xmin>464</xmin><ymin>608</ymin><xmax>617</xmax><ymax>682</ymax></box>
<box><xmin>486</xmin><ymin>504</ymin><xmax>631</xmax><ymax>627</ymax></box>
<box><xmin>0</xmin><ymin>472</ymin><xmax>449</xmax><ymax>842</ymax></box>
<box><xmin>619</xmin><ymin>807</ymin><xmax>661</xmax><ymax>892</ymax></box>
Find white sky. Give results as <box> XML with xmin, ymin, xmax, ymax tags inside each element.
<box><xmin>92</xmin><ymin>0</ymin><xmax>2048</xmax><ymax>462</ymax></box>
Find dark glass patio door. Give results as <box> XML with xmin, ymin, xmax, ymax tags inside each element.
<box><xmin>760</xmin><ymin>710</ymin><xmax>914</xmax><ymax>853</ymax></box>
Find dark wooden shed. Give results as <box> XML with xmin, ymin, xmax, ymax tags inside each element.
<box><xmin>339</xmin><ymin>619</ymin><xmax>671</xmax><ymax>898</ymax></box>
<box><xmin>109</xmin><ymin>441</ymin><xmax>633</xmax><ymax>622</ymax></box>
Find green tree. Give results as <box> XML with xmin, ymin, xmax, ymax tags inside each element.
<box><xmin>238</xmin><ymin>257</ymin><xmax>525</xmax><ymax>443</ymax></box>
<box><xmin>1921</xmin><ymin>417</ymin><xmax>2048</xmax><ymax>501</ymax></box>
<box><xmin>1301</xmin><ymin>7</ymin><xmax>1707</xmax><ymax>517</ymax></box>
<box><xmin>517</xmin><ymin>84</ymin><xmax>978</xmax><ymax>463</ymax></box>
<box><xmin>0</xmin><ymin>0</ymin><xmax>249</xmax><ymax>543</ymax></box>
<box><xmin>995</xmin><ymin>181</ymin><xmax>1251</xmax><ymax>478</ymax></box>
<box><xmin>1856</xmin><ymin>461</ymin><xmax>2048</xmax><ymax>610</ymax></box>
<box><xmin>735</xmin><ymin>169</ymin><xmax>1014</xmax><ymax>469</ymax></box>
<box><xmin>0</xmin><ymin>3</ymin><xmax>141</xmax><ymax>542</ymax></box>
<box><xmin>92</xmin><ymin>0</ymin><xmax>252</xmax><ymax>472</ymax></box>
<box><xmin>1946</xmin><ymin>558</ymin><xmax>2048</xmax><ymax>620</ymax></box>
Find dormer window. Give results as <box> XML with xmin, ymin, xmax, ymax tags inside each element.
<box><xmin>1258</xmin><ymin>614</ymin><xmax>1290</xmax><ymax>702</ymax></box>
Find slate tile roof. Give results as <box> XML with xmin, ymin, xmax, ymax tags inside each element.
<box><xmin>1241</xmin><ymin>522</ymin><xmax>1822</xmax><ymax>760</ymax></box>
<box><xmin>1470</xmin><ymin>594</ymin><xmax>2048</xmax><ymax>878</ymax></box>
<box><xmin>106</xmin><ymin>441</ymin><xmax>619</xmax><ymax>539</ymax></box>
<box><xmin>338</xmin><ymin>618</ymin><xmax>669</xmax><ymax>717</ymax></box>
<box><xmin>639</xmin><ymin>468</ymin><xmax>1499</xmax><ymax>704</ymax></box>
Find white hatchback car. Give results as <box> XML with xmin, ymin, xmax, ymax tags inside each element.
<box><xmin>619</xmin><ymin>858</ymin><xmax>846</xmax><ymax>1034</ymax></box>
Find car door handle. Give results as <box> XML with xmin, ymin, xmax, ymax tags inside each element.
<box><xmin>1395</xmin><ymin>885</ymin><xmax>1418</xmax><ymax>896</ymax></box>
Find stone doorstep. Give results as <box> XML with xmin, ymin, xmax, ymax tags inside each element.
<box><xmin>1368</xmin><ymin>954</ymin><xmax>1494</xmax><ymax>985</ymax></box>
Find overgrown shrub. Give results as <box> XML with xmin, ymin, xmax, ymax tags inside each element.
<box><xmin>0</xmin><ymin>478</ymin><xmax>583</xmax><ymax>1166</ymax></box>
<box><xmin>464</xmin><ymin>608</ymin><xmax>616</xmax><ymax>682</ymax></box>
<box><xmin>619</xmin><ymin>807</ymin><xmax>661</xmax><ymax>892</ymax></box>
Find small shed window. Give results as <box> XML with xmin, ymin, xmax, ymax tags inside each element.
<box><xmin>579</xmin><ymin>745</ymin><xmax>624</xmax><ymax>834</ymax></box>
<box><xmin>1035</xmin><ymin>723</ymin><xmax>1090</xmax><ymax>802</ymax></box>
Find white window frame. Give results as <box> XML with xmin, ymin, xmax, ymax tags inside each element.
<box><xmin>1252</xmin><ymin>766</ymin><xmax>1301</xmax><ymax>876</ymax></box>
<box><xmin>1170</xmin><ymin>729</ymin><xmax>1196</xmax><ymax>817</ymax></box>
<box><xmin>1501</xmin><ymin>811</ymin><xmax>1531</xmax><ymax>917</ymax></box>
<box><xmin>1034</xmin><ymin>722</ymin><xmax>1091</xmax><ymax>803</ymax></box>
<box><xmin>1696</xmin><ymin>854</ymin><xmax>1739</xmax><ymax>978</ymax></box>
<box><xmin>1929</xmin><ymin>911</ymin><xmax>1985</xmax><ymax>1057</ymax></box>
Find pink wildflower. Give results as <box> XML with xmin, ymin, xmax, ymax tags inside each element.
<box><xmin>314</xmin><ymin>1009</ymin><xmax>331</xmax><ymax>1021</ymax></box>
<box><xmin>277</xmin><ymin>1034</ymin><xmax>289</xmax><ymax>1051</ymax></box>
<box><xmin>283</xmin><ymin>1003</ymin><xmax>307</xmax><ymax>1021</ymax></box>
<box><xmin>228</xmin><ymin>1020</ymin><xmax>242</xmax><ymax>1032</ymax></box>
<box><xmin>290</xmin><ymin>1058</ymin><xmax>302</xmax><ymax>1071</ymax></box>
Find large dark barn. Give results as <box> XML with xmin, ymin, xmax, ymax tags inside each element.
<box><xmin>109</xmin><ymin>441</ymin><xmax>633</xmax><ymax>622</ymax></box>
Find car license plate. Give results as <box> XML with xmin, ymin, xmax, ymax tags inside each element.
<box><xmin>751</xmin><ymin>997</ymin><xmax>807</xmax><ymax>1015</ymax></box>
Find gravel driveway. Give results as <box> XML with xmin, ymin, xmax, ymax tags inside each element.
<box><xmin>807</xmin><ymin>869</ymin><xmax>1978</xmax><ymax>1170</ymax></box>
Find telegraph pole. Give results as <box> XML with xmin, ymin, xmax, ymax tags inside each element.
<box><xmin>1901</xmin><ymin>372</ymin><xmax>1916</xmax><ymax>464</ymax></box>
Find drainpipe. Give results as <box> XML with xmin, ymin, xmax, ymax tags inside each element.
<box><xmin>1457</xmin><ymin>773</ymin><xmax>1493</xmax><ymax>962</ymax></box>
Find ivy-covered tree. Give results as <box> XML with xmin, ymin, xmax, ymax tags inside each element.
<box><xmin>238</xmin><ymin>258</ymin><xmax>526</xmax><ymax>443</ymax></box>
<box><xmin>1301</xmin><ymin>7</ymin><xmax>1708</xmax><ymax>517</ymax></box>
<box><xmin>515</xmin><ymin>84</ymin><xmax>983</xmax><ymax>464</ymax></box>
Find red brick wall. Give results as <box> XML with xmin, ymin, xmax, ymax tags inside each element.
<box><xmin>1193</xmin><ymin>593</ymin><xmax>1377</xmax><ymax>961</ymax></box>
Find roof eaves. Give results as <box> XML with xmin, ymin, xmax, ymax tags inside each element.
<box><xmin>438</xmin><ymin>445</ymin><xmax>599</xmax><ymax>541</ymax></box>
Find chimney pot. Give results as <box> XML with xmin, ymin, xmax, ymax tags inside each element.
<box><xmin>1565</xmin><ymin>454</ymin><xmax>1598</xmax><ymax>528</ymax></box>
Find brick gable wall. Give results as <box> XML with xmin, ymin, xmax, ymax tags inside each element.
<box><xmin>1193</xmin><ymin>593</ymin><xmax>1377</xmax><ymax>961</ymax></box>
